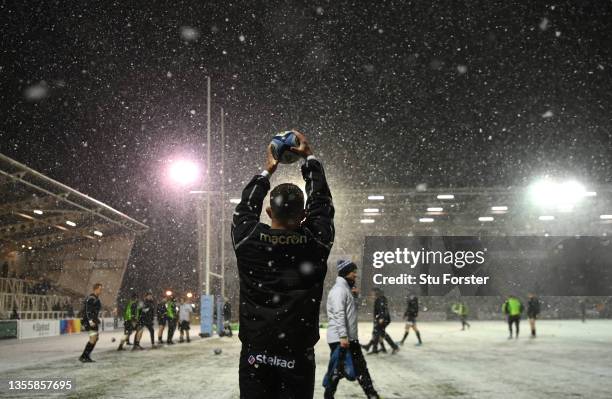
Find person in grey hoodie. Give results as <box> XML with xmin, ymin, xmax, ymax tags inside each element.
<box><xmin>325</xmin><ymin>260</ymin><xmax>379</xmax><ymax>399</ymax></box>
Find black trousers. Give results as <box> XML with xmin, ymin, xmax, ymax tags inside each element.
<box><xmin>508</xmin><ymin>315</ymin><xmax>520</xmax><ymax>336</ymax></box>
<box><xmin>239</xmin><ymin>346</ymin><xmax>315</xmax><ymax>399</ymax></box>
<box><xmin>371</xmin><ymin>323</ymin><xmax>398</xmax><ymax>351</ymax></box>
<box><xmin>324</xmin><ymin>341</ymin><xmax>377</xmax><ymax>398</ymax></box>
<box><xmin>137</xmin><ymin>322</ymin><xmax>155</xmax><ymax>344</ymax></box>
<box><xmin>167</xmin><ymin>319</ymin><xmax>177</xmax><ymax>342</ymax></box>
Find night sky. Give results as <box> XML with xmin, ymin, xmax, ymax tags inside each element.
<box><xmin>1</xmin><ymin>1</ymin><xmax>611</xmax><ymax>297</ymax></box>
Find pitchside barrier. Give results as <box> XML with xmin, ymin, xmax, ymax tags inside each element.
<box><xmin>0</xmin><ymin>320</ymin><xmax>17</xmax><ymax>339</ymax></box>
<box><xmin>17</xmin><ymin>319</ymin><xmax>60</xmax><ymax>339</ymax></box>
<box><xmin>12</xmin><ymin>317</ymin><xmax>120</xmax><ymax>340</ymax></box>
<box><xmin>100</xmin><ymin>317</ymin><xmax>120</xmax><ymax>331</ymax></box>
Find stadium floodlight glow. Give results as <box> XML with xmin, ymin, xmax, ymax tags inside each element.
<box><xmin>437</xmin><ymin>194</ymin><xmax>454</xmax><ymax>200</ymax></box>
<box><xmin>419</xmin><ymin>217</ymin><xmax>434</xmax><ymax>223</ymax></box>
<box><xmin>360</xmin><ymin>219</ymin><xmax>375</xmax><ymax>224</ymax></box>
<box><xmin>229</xmin><ymin>198</ymin><xmax>241</xmax><ymax>204</ymax></box>
<box><xmin>528</xmin><ymin>179</ymin><xmax>586</xmax><ymax>209</ymax></box>
<box><xmin>427</xmin><ymin>207</ymin><xmax>443</xmax><ymax>212</ymax></box>
<box><xmin>363</xmin><ymin>208</ymin><xmax>380</xmax><ymax>213</ymax></box>
<box><xmin>368</xmin><ymin>195</ymin><xmax>385</xmax><ymax>200</ymax></box>
<box><xmin>93</xmin><ymin>230</ymin><xmax>103</xmax><ymax>237</ymax></box>
<box><xmin>584</xmin><ymin>191</ymin><xmax>597</xmax><ymax>197</ymax></box>
<box><xmin>169</xmin><ymin>159</ymin><xmax>200</xmax><ymax>186</ymax></box>
<box><xmin>600</xmin><ymin>214</ymin><xmax>612</xmax><ymax>220</ymax></box>
<box><xmin>478</xmin><ymin>216</ymin><xmax>494</xmax><ymax>222</ymax></box>
<box><xmin>65</xmin><ymin>220</ymin><xmax>76</xmax><ymax>227</ymax></box>
<box><xmin>538</xmin><ymin>215</ymin><xmax>555</xmax><ymax>221</ymax></box>
<box><xmin>491</xmin><ymin>206</ymin><xmax>508</xmax><ymax>212</ymax></box>
<box><xmin>33</xmin><ymin>209</ymin><xmax>43</xmax><ymax>215</ymax></box>
<box><xmin>165</xmin><ymin>290</ymin><xmax>173</xmax><ymax>296</ymax></box>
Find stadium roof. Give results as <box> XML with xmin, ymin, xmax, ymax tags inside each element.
<box><xmin>0</xmin><ymin>153</ymin><xmax>148</xmax><ymax>251</ymax></box>
<box><xmin>221</xmin><ymin>183</ymin><xmax>612</xmax><ymax>236</ymax></box>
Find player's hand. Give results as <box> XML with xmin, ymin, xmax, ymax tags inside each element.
<box><xmin>288</xmin><ymin>129</ymin><xmax>313</xmax><ymax>158</ymax></box>
<box><xmin>351</xmin><ymin>287</ymin><xmax>359</xmax><ymax>295</ymax></box>
<box><xmin>89</xmin><ymin>320</ymin><xmax>96</xmax><ymax>327</ymax></box>
<box><xmin>378</xmin><ymin>318</ymin><xmax>385</xmax><ymax>325</ymax></box>
<box><xmin>265</xmin><ymin>144</ymin><xmax>279</xmax><ymax>174</ymax></box>
<box><xmin>340</xmin><ymin>337</ymin><xmax>349</xmax><ymax>348</ymax></box>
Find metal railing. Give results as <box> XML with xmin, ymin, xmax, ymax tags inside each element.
<box><xmin>0</xmin><ymin>278</ymin><xmax>35</xmax><ymax>295</ymax></box>
<box><xmin>0</xmin><ymin>292</ymin><xmax>72</xmax><ymax>314</ymax></box>
<box><xmin>1</xmin><ymin>311</ymin><xmax>69</xmax><ymax>320</ymax></box>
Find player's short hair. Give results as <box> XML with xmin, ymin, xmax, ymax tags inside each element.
<box><xmin>93</xmin><ymin>283</ymin><xmax>103</xmax><ymax>290</ymax></box>
<box><xmin>270</xmin><ymin>183</ymin><xmax>304</xmax><ymax>222</ymax></box>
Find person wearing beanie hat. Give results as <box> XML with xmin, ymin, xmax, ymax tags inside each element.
<box><xmin>336</xmin><ymin>259</ymin><xmax>357</xmax><ymax>277</ymax></box>
<box><xmin>325</xmin><ymin>260</ymin><xmax>380</xmax><ymax>399</ymax></box>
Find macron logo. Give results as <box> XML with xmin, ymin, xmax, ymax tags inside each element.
<box><xmin>248</xmin><ymin>355</ymin><xmax>256</xmax><ymax>365</ymax></box>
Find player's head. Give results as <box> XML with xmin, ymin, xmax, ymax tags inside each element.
<box><xmin>92</xmin><ymin>283</ymin><xmax>103</xmax><ymax>295</ymax></box>
<box><xmin>266</xmin><ymin>183</ymin><xmax>305</xmax><ymax>228</ymax></box>
<box><xmin>145</xmin><ymin>291</ymin><xmax>152</xmax><ymax>299</ymax></box>
<box><xmin>131</xmin><ymin>293</ymin><xmax>138</xmax><ymax>300</ymax></box>
<box><xmin>337</xmin><ymin>259</ymin><xmax>357</xmax><ymax>282</ymax></box>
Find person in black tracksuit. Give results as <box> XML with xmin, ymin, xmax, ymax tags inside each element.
<box><xmin>362</xmin><ymin>319</ymin><xmax>387</xmax><ymax>354</ymax></box>
<box><xmin>363</xmin><ymin>289</ymin><xmax>398</xmax><ymax>355</ymax></box>
<box><xmin>135</xmin><ymin>292</ymin><xmax>156</xmax><ymax>348</ymax></box>
<box><xmin>231</xmin><ymin>130</ymin><xmax>334</xmax><ymax>399</ymax></box>
<box><xmin>79</xmin><ymin>283</ymin><xmax>102</xmax><ymax>362</ymax></box>
<box><xmin>400</xmin><ymin>295</ymin><xmax>422</xmax><ymax>345</ymax></box>
<box><xmin>527</xmin><ymin>294</ymin><xmax>540</xmax><ymax>338</ymax></box>
<box><xmin>157</xmin><ymin>297</ymin><xmax>167</xmax><ymax>343</ymax></box>
<box><xmin>222</xmin><ymin>299</ymin><xmax>233</xmax><ymax>337</ymax></box>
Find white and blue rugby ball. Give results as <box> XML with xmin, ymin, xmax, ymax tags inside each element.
<box><xmin>270</xmin><ymin>131</ymin><xmax>301</xmax><ymax>164</ymax></box>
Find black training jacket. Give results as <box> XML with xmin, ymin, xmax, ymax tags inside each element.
<box><xmin>527</xmin><ymin>297</ymin><xmax>540</xmax><ymax>316</ymax></box>
<box><xmin>374</xmin><ymin>296</ymin><xmax>391</xmax><ymax>324</ymax></box>
<box><xmin>405</xmin><ymin>297</ymin><xmax>419</xmax><ymax>318</ymax></box>
<box><xmin>140</xmin><ymin>298</ymin><xmax>155</xmax><ymax>323</ymax></box>
<box><xmin>231</xmin><ymin>157</ymin><xmax>334</xmax><ymax>351</ymax></box>
<box><xmin>83</xmin><ymin>293</ymin><xmax>101</xmax><ymax>324</ymax></box>
<box><xmin>157</xmin><ymin>302</ymin><xmax>167</xmax><ymax>318</ymax></box>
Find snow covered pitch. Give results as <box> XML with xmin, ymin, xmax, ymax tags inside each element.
<box><xmin>1</xmin><ymin>320</ymin><xmax>611</xmax><ymax>398</ymax></box>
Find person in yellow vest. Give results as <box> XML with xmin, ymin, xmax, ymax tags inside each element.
<box><xmin>118</xmin><ymin>293</ymin><xmax>139</xmax><ymax>350</ymax></box>
<box><xmin>502</xmin><ymin>295</ymin><xmax>524</xmax><ymax>339</ymax></box>
<box><xmin>451</xmin><ymin>302</ymin><xmax>470</xmax><ymax>331</ymax></box>
<box><xmin>165</xmin><ymin>296</ymin><xmax>178</xmax><ymax>344</ymax></box>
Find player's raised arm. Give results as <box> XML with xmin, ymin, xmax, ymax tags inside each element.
<box><xmin>231</xmin><ymin>145</ymin><xmax>278</xmax><ymax>250</ymax></box>
<box><xmin>290</xmin><ymin>130</ymin><xmax>335</xmax><ymax>251</ymax></box>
